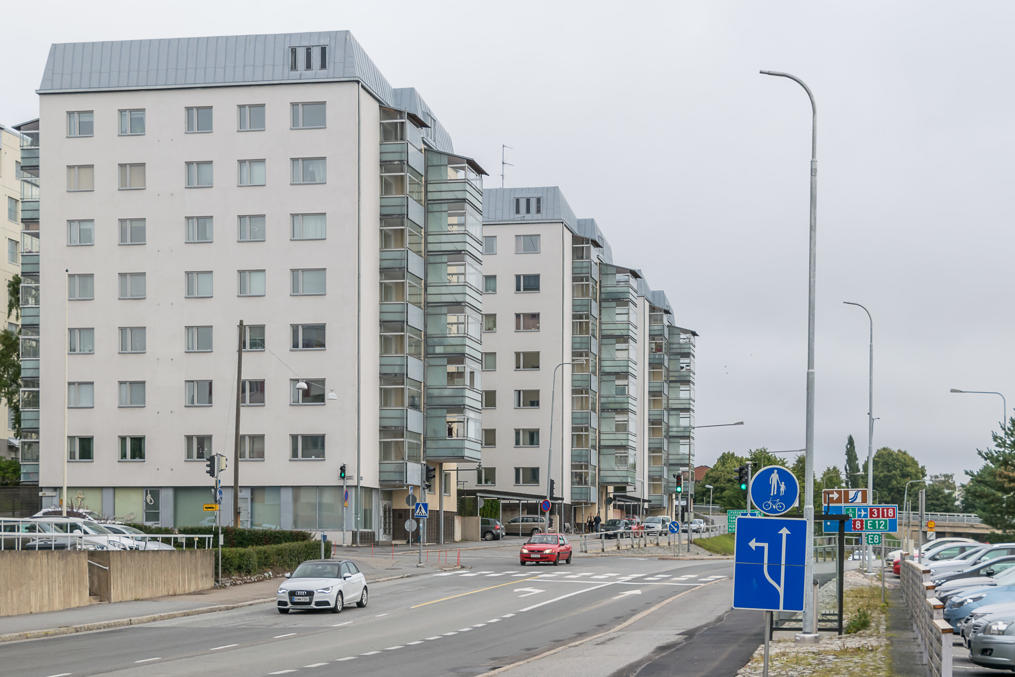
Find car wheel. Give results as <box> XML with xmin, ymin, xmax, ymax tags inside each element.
<box><xmin>278</xmin><ymin>607</ymin><xmax>289</xmax><ymax>614</ymax></box>
<box><xmin>554</xmin><ymin>554</ymin><xmax>560</xmax><ymax>566</ymax></box>
<box><xmin>357</xmin><ymin>587</ymin><xmax>368</xmax><ymax>608</ymax></box>
<box><xmin>484</xmin><ymin>531</ymin><xmax>494</xmax><ymax>541</ymax></box>
<box><xmin>331</xmin><ymin>592</ymin><xmax>343</xmax><ymax>614</ymax></box>
<box><xmin>567</xmin><ymin>553</ymin><xmax>572</xmax><ymax>564</ymax></box>
<box><xmin>520</xmin><ymin>560</ymin><xmax>526</xmax><ymax>566</ymax></box>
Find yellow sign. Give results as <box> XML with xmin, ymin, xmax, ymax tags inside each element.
<box><xmin>203</xmin><ymin>504</ymin><xmax>219</xmax><ymax>512</ymax></box>
<box><xmin>927</xmin><ymin>520</ymin><xmax>936</xmax><ymax>531</ymax></box>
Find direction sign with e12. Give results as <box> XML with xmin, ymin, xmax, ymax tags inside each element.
<box><xmin>822</xmin><ymin>504</ymin><xmax>898</xmax><ymax>533</ymax></box>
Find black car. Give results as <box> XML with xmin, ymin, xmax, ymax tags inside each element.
<box><xmin>481</xmin><ymin>518</ymin><xmax>505</xmax><ymax>541</ymax></box>
<box><xmin>602</xmin><ymin>519</ymin><xmax>633</xmax><ymax>538</ymax></box>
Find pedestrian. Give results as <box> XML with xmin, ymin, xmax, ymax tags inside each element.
<box><xmin>586</xmin><ymin>516</ymin><xmax>594</xmax><ymax>534</ymax></box>
<box><xmin>593</xmin><ymin>514</ymin><xmax>601</xmax><ymax>532</ymax></box>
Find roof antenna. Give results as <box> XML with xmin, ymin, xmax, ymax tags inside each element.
<box><xmin>501</xmin><ymin>144</ymin><xmax>513</xmax><ymax>188</ymax></box>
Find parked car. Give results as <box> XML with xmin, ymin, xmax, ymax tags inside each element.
<box><xmin>961</xmin><ymin>602</ymin><xmax>1015</xmax><ymax>645</ymax></box>
<box><xmin>931</xmin><ymin>544</ymin><xmax>1015</xmax><ymax>577</ymax></box>
<box><xmin>936</xmin><ymin>565</ymin><xmax>1015</xmax><ymax>604</ymax></box>
<box><xmin>101</xmin><ymin>523</ymin><xmax>176</xmax><ymax>550</ymax></box>
<box><xmin>931</xmin><ymin>556</ymin><xmax>1015</xmax><ymax>588</ymax></box>
<box><xmin>944</xmin><ymin>585</ymin><xmax>1015</xmax><ymax>631</ymax></box>
<box><xmin>504</xmin><ymin>515</ymin><xmax>547</xmax><ymax>537</ymax></box>
<box><xmin>924</xmin><ymin>542</ymin><xmax>986</xmax><ymax>563</ymax></box>
<box><xmin>29</xmin><ymin>518</ymin><xmax>131</xmax><ymax>550</ymax></box>
<box><xmin>969</xmin><ymin>614</ymin><xmax>1015</xmax><ymax>669</ymax></box>
<box><xmin>885</xmin><ymin>537</ymin><xmax>977</xmax><ymax>566</ymax></box>
<box><xmin>520</xmin><ymin>533</ymin><xmax>572</xmax><ymax>566</ymax></box>
<box><xmin>690</xmin><ymin>518</ymin><xmax>706</xmax><ymax>533</ymax></box>
<box><xmin>602</xmin><ymin>519</ymin><xmax>634</xmax><ymax>538</ymax></box>
<box><xmin>643</xmin><ymin>516</ymin><xmax>666</xmax><ymax>535</ymax></box>
<box><xmin>276</xmin><ymin>559</ymin><xmax>368</xmax><ymax>614</ymax></box>
<box><xmin>481</xmin><ymin>518</ymin><xmax>505</xmax><ymax>541</ymax></box>
<box><xmin>32</xmin><ymin>508</ymin><xmax>102</xmax><ymax>522</ymax></box>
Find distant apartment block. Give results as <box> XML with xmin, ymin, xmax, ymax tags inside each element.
<box><xmin>0</xmin><ymin>123</ymin><xmax>26</xmax><ymax>463</ymax></box>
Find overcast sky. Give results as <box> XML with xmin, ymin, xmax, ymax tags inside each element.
<box><xmin>3</xmin><ymin>1</ymin><xmax>1011</xmax><ymax>484</ymax></box>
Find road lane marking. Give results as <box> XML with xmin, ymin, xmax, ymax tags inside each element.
<box><xmin>375</xmin><ymin>613</ymin><xmax>389</xmax><ymax>617</ymax></box>
<box><xmin>503</xmin><ymin>613</ymin><xmax>516</xmax><ymax>618</ymax></box>
<box><xmin>135</xmin><ymin>658</ymin><xmax>161</xmax><ymax>664</ymax></box>
<box><xmin>458</xmin><ymin>627</ymin><xmax>472</xmax><ymax>632</ymax></box>
<box><xmin>336</xmin><ymin>657</ymin><xmax>356</xmax><ymax>661</ymax></box>
<box><xmin>361</xmin><ymin>651</ymin><xmax>380</xmax><ymax>656</ymax></box>
<box><xmin>210</xmin><ymin>644</ymin><xmax>238</xmax><ymax>651</ymax></box>
<box><xmin>462</xmin><ymin>570</ymin><xmax>493</xmax><ymax>577</ymax></box>
<box><xmin>444</xmin><ymin>631</ymin><xmax>458</xmax><ymax>636</ymax></box>
<box><xmin>268</xmin><ymin>671</ymin><xmax>297</xmax><ymax>675</ymax></box>
<box><xmin>424</xmin><ymin>636</ymin><xmax>441</xmax><ymax>640</ymax></box>
<box><xmin>304</xmin><ymin>663</ymin><xmax>328</xmax><ymax>667</ymax></box>
<box><xmin>519</xmin><ymin>582</ymin><xmax>613</xmax><ymax>612</ymax></box>
<box><xmin>407</xmin><ymin>640</ymin><xmax>424</xmax><ymax>645</ymax></box>
<box><xmin>411</xmin><ymin>575</ymin><xmax>540</xmax><ymax>608</ymax></box>
<box><xmin>485</xmin><ymin>572</ymin><xmax>506</xmax><ymax>577</ymax></box>
<box><xmin>46</xmin><ymin>673</ymin><xmax>72</xmax><ymax>677</ymax></box>
<box><xmin>434</xmin><ymin>572</ymin><xmax>456</xmax><ymax>576</ymax></box>
<box><xmin>487</xmin><ymin>618</ymin><xmax>501</xmax><ymax>623</ymax></box>
<box><xmin>511</xmin><ymin>573</ymin><xmax>528</xmax><ymax>577</ymax></box>
<box><xmin>613</xmin><ymin>589</ymin><xmax>643</xmax><ymax>599</ymax></box>
<box><xmin>384</xmin><ymin>646</ymin><xmax>404</xmax><ymax>650</ymax></box>
<box><xmin>514</xmin><ymin>587</ymin><xmax>544</xmax><ymax>597</ymax></box>
<box><xmin>273</xmin><ymin>633</ymin><xmax>297</xmax><ymax>639</ymax></box>
<box><xmin>332</xmin><ymin>621</ymin><xmax>352</xmax><ymax>627</ymax></box>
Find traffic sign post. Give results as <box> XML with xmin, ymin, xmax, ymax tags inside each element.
<box><xmin>414</xmin><ymin>502</ymin><xmax>429</xmax><ymax>519</ymax></box>
<box><xmin>733</xmin><ymin>516</ymin><xmax>807</xmax><ymax>612</ymax></box>
<box><xmin>865</xmin><ymin>533</ymin><xmax>882</xmax><ymax>546</ymax></box>
<box><xmin>822</xmin><ymin>488</ymin><xmax>868</xmax><ymax>506</ymax></box>
<box><xmin>668</xmin><ymin>521</ymin><xmax>680</xmax><ymax>534</ymax></box>
<box><xmin>749</xmin><ymin>466</ymin><xmax>799</xmax><ymax>516</ymax></box>
<box><xmin>822</xmin><ymin>505</ymin><xmax>898</xmax><ymax>534</ymax></box>
<box><xmin>727</xmin><ymin>509</ymin><xmax>760</xmax><ymax>534</ymax></box>
<box><xmin>540</xmin><ymin>499</ymin><xmax>551</xmax><ymax>513</ymax></box>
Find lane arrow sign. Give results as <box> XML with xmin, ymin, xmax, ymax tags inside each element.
<box><xmin>613</xmin><ymin>589</ymin><xmax>643</xmax><ymax>599</ymax></box>
<box><xmin>513</xmin><ymin>588</ymin><xmax>544</xmax><ymax>598</ymax></box>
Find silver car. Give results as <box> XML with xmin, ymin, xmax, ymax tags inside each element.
<box><xmin>277</xmin><ymin>559</ymin><xmax>368</xmax><ymax>614</ymax></box>
<box><xmin>969</xmin><ymin>613</ymin><xmax>1015</xmax><ymax>667</ymax></box>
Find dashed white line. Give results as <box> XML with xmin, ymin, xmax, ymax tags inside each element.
<box><xmin>511</xmin><ymin>573</ymin><xmax>528</xmax><ymax>577</ymax></box>
<box><xmin>473</xmin><ymin>623</ymin><xmax>487</xmax><ymax>628</ymax></box>
<box><xmin>46</xmin><ymin>673</ymin><xmax>72</xmax><ymax>677</ymax></box>
<box><xmin>135</xmin><ymin>658</ymin><xmax>161</xmax><ymax>664</ymax></box>
<box><xmin>273</xmin><ymin>633</ymin><xmax>297</xmax><ymax>639</ymax></box>
<box><xmin>520</xmin><ymin>582</ymin><xmax>613</xmax><ymax>612</ymax></box>
<box><xmin>361</xmin><ymin>650</ymin><xmax>380</xmax><ymax>656</ymax></box>
<box><xmin>332</xmin><ymin>621</ymin><xmax>352</xmax><ymax>627</ymax></box>
<box><xmin>424</xmin><ymin>636</ymin><xmax>441</xmax><ymax>641</ymax></box>
<box><xmin>503</xmin><ymin>613</ymin><xmax>516</xmax><ymax>618</ymax></box>
<box><xmin>485</xmin><ymin>572</ymin><xmax>506</xmax><ymax>577</ymax></box>
<box><xmin>375</xmin><ymin>612</ymin><xmax>389</xmax><ymax>617</ymax></box>
<box><xmin>407</xmin><ymin>640</ymin><xmax>424</xmax><ymax>645</ymax></box>
<box><xmin>304</xmin><ymin>663</ymin><xmax>328</xmax><ymax>668</ymax></box>
<box><xmin>268</xmin><ymin>671</ymin><xmax>297</xmax><ymax>675</ymax></box>
<box><xmin>443</xmin><ymin>631</ymin><xmax>458</xmax><ymax>636</ymax></box>
<box><xmin>487</xmin><ymin>618</ymin><xmax>501</xmax><ymax>623</ymax></box>
<box><xmin>336</xmin><ymin>657</ymin><xmax>356</xmax><ymax>662</ymax></box>
<box><xmin>384</xmin><ymin>645</ymin><xmax>404</xmax><ymax>651</ymax></box>
<box><xmin>210</xmin><ymin>643</ymin><xmax>238</xmax><ymax>651</ymax></box>
<box><xmin>458</xmin><ymin>627</ymin><xmax>472</xmax><ymax>632</ymax></box>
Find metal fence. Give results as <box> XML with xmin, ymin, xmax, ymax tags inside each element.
<box><xmin>0</xmin><ymin>518</ymin><xmax>213</xmax><ymax>551</ymax></box>
<box><xmin>898</xmin><ymin>512</ymin><xmax>984</xmax><ymax>525</ymax></box>
<box><xmin>901</xmin><ymin>558</ymin><xmax>953</xmax><ymax>677</ymax></box>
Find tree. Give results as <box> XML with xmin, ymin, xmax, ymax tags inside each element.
<box><xmin>699</xmin><ymin>449</ymin><xmax>786</xmax><ymax>512</ymax></box>
<box><xmin>964</xmin><ymin>417</ymin><xmax>1015</xmax><ymax>533</ymax></box>
<box><xmin>863</xmin><ymin>447</ymin><xmax>924</xmax><ymax>507</ymax></box>
<box><xmin>0</xmin><ymin>458</ymin><xmax>19</xmax><ymax>485</ymax></box>
<box><xmin>844</xmin><ymin>435</ymin><xmax>861</xmax><ymax>488</ymax></box>
<box><xmin>0</xmin><ymin>274</ymin><xmax>19</xmax><ymax>438</ymax></box>
<box><xmin>923</xmin><ymin>474</ymin><xmax>958</xmax><ymax>513</ymax></box>
<box><xmin>820</xmin><ymin>465</ymin><xmax>845</xmax><ymax>493</ymax></box>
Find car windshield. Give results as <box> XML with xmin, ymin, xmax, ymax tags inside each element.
<box><xmin>605</xmin><ymin>520</ymin><xmax>622</xmax><ymax>528</ymax></box>
<box><xmin>528</xmin><ymin>535</ymin><xmax>556</xmax><ymax>545</ymax></box>
<box><xmin>81</xmin><ymin>523</ymin><xmax>113</xmax><ymax>535</ymax></box>
<box><xmin>291</xmin><ymin>562</ymin><xmax>341</xmax><ymax>579</ymax></box>
<box><xmin>645</xmin><ymin>518</ymin><xmax>663</xmax><ymax>524</ymax></box>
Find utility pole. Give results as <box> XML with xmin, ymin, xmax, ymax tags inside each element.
<box><xmin>233</xmin><ymin>320</ymin><xmax>244</xmax><ymax>527</ymax></box>
<box><xmin>746</xmin><ymin>461</ymin><xmax>753</xmax><ymax>511</ymax></box>
<box><xmin>500</xmin><ymin>144</ymin><xmax>512</xmax><ymax>188</ymax></box>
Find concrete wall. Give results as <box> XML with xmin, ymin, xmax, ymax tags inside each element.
<box><xmin>0</xmin><ymin>551</ymin><xmax>90</xmax><ymax>616</ymax></box>
<box><xmin>89</xmin><ymin>550</ymin><xmax>214</xmax><ymax>602</ymax></box>
<box><xmin>460</xmin><ymin>516</ymin><xmax>480</xmax><ymax>541</ymax></box>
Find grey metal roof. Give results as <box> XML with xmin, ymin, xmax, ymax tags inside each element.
<box><xmin>576</xmin><ymin>218</ymin><xmax>613</xmax><ymax>262</ymax></box>
<box><xmin>483</xmin><ymin>187</ymin><xmax>578</xmax><ymax>228</ymax></box>
<box><xmin>38</xmin><ymin>32</ymin><xmax>454</xmax><ymax>152</ymax></box>
<box><xmin>648</xmin><ymin>290</ymin><xmax>673</xmax><ymax>314</ymax></box>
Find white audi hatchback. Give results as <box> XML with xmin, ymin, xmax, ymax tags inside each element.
<box><xmin>277</xmin><ymin>559</ymin><xmax>368</xmax><ymax>614</ymax></box>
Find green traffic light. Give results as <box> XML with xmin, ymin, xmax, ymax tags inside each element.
<box><xmin>739</xmin><ymin>483</ymin><xmax>747</xmax><ymax>490</ymax></box>
<box><xmin>676</xmin><ymin>486</ymin><xmax>682</xmax><ymax>493</ymax></box>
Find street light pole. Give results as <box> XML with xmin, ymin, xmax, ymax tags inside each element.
<box><xmin>843</xmin><ymin>301</ymin><xmax>874</xmax><ymax>572</ymax></box>
<box><xmin>546</xmin><ymin>361</ymin><xmax>578</xmax><ymax>529</ymax></box>
<box><xmin>761</xmin><ymin>69</ymin><xmax>818</xmax><ymax>637</ymax></box>
<box><xmin>949</xmin><ymin>388</ymin><xmax>1008</xmax><ymax>429</ymax></box>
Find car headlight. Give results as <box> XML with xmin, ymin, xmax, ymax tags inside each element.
<box><xmin>984</xmin><ymin>620</ymin><xmax>1014</xmax><ymax>635</ymax></box>
<box><xmin>315</xmin><ymin>586</ymin><xmax>334</xmax><ymax>594</ymax></box>
<box><xmin>277</xmin><ymin>587</ymin><xmax>286</xmax><ymax>595</ymax></box>
<box><xmin>521</xmin><ymin>548</ymin><xmax>529</xmax><ymax>554</ymax></box>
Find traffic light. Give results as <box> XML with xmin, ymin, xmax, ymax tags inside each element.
<box><xmin>339</xmin><ymin>464</ymin><xmax>347</xmax><ymax>480</ymax></box>
<box><xmin>675</xmin><ymin>473</ymin><xmax>683</xmax><ymax>493</ymax></box>
<box><xmin>217</xmin><ymin>455</ymin><xmax>227</xmax><ymax>473</ymax></box>
<box><xmin>549</xmin><ymin>479</ymin><xmax>556</xmax><ymax>499</ymax></box>
<box><xmin>205</xmin><ymin>456</ymin><xmax>217</xmax><ymax>478</ymax></box>
<box><xmin>425</xmin><ymin>465</ymin><xmax>436</xmax><ymax>491</ymax></box>
<box><xmin>737</xmin><ymin>466</ymin><xmax>748</xmax><ymax>491</ymax></box>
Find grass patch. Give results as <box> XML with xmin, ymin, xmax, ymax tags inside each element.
<box><xmin>845</xmin><ymin>607</ymin><xmax>872</xmax><ymax>633</ymax></box>
<box><xmin>695</xmin><ymin>533</ymin><xmax>735</xmax><ymax>555</ymax></box>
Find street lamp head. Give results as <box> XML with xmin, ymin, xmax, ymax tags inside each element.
<box><xmin>949</xmin><ymin>388</ymin><xmax>965</xmax><ymax>393</ymax></box>
<box><xmin>704</xmin><ymin>484</ymin><xmax>713</xmax><ymax>489</ymax></box>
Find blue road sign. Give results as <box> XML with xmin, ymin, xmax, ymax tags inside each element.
<box><xmin>733</xmin><ymin>516</ymin><xmax>807</xmax><ymax>612</ymax></box>
<box><xmin>822</xmin><ymin>504</ymin><xmax>898</xmax><ymax>534</ymax></box>
<box><xmin>413</xmin><ymin>502</ymin><xmax>429</xmax><ymax>519</ymax></box>
<box><xmin>749</xmin><ymin>465</ymin><xmax>799</xmax><ymax>516</ymax></box>
<box><xmin>540</xmin><ymin>499</ymin><xmax>551</xmax><ymax>512</ymax></box>
<box><xmin>669</xmin><ymin>521</ymin><xmax>680</xmax><ymax>534</ymax></box>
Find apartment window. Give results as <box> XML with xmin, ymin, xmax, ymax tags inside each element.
<box><xmin>184</xmin><ymin>216</ymin><xmax>213</xmax><ymax>244</ymax></box>
<box><xmin>118</xmin><ymin>381</ymin><xmax>146</xmax><ymax>408</ymax></box>
<box><xmin>185</xmin><ymin>271</ymin><xmax>213</xmax><ymax>298</ymax></box>
<box><xmin>119</xmin><ymin>109</ymin><xmax>145</xmax><ymax>135</ymax></box>
<box><xmin>237</xmin><ymin>159</ymin><xmax>266</xmax><ymax>186</ymax></box>
<box><xmin>185</xmin><ymin>106</ymin><xmax>213</xmax><ymax>133</ymax></box>
<box><xmin>290</xmin><ymin>268</ymin><xmax>326</xmax><ymax>295</ymax></box>
<box><xmin>679</xmin><ymin>412</ymin><xmax>692</xmax><ymax>428</ymax></box>
<box><xmin>66</xmin><ymin>165</ymin><xmax>94</xmax><ymax>191</ymax></box>
<box><xmin>7</xmin><ymin>239</ymin><xmax>17</xmax><ymax>264</ymax></box>
<box><xmin>7</xmin><ymin>198</ymin><xmax>17</xmax><ymax>222</ymax></box>
<box><xmin>477</xmin><ymin>467</ymin><xmax>496</xmax><ymax>485</ymax></box>
<box><xmin>241</xmin><ymin>379</ymin><xmax>265</xmax><ymax>405</ymax></box>
<box><xmin>514</xmin><ymin>313</ymin><xmax>540</xmax><ymax>332</ymax></box>
<box><xmin>443</xmin><ymin>471</ymin><xmax>452</xmax><ymax>496</ymax></box>
<box><xmin>483</xmin><ymin>236</ymin><xmax>497</xmax><ymax>255</ymax></box>
<box><xmin>514</xmin><ymin>390</ymin><xmax>541</xmax><ymax>409</ymax></box>
<box><xmin>482</xmin><ymin>352</ymin><xmax>496</xmax><ymax>371</ymax></box>
<box><xmin>239</xmin><ymin>434</ymin><xmax>265</xmax><ymax>460</ymax></box>
<box><xmin>67</xmin><ymin>274</ymin><xmax>94</xmax><ymax>301</ymax></box>
<box><xmin>118</xmin><ymin>218</ymin><xmax>146</xmax><ymax>245</ymax></box>
<box><xmin>291</xmin><ymin>102</ymin><xmax>326</xmax><ymax>129</ymax></box>
<box><xmin>291</xmin><ymin>323</ymin><xmax>326</xmax><ymax>350</ymax></box>
<box><xmin>291</xmin><ymin>378</ymin><xmax>325</xmax><ymax>405</ymax></box>
<box><xmin>118</xmin><ymin>163</ymin><xmax>146</xmax><ymax>190</ymax></box>
<box><xmin>67</xmin><ymin>382</ymin><xmax>94</xmax><ymax>408</ymax></box>
<box><xmin>290</xmin><ymin>157</ymin><xmax>326</xmax><ymax>184</ymax></box>
<box><xmin>242</xmin><ymin>324</ymin><xmax>265</xmax><ymax>351</ymax></box>
<box><xmin>514</xmin><ymin>429</ymin><xmax>540</xmax><ymax>447</ymax></box>
<box><xmin>67</xmin><ymin>436</ymin><xmax>94</xmax><ymax>461</ymax></box>
<box><xmin>615</xmin><ymin>374</ymin><xmax>629</xmax><ymax>396</ymax></box>
<box><xmin>184</xmin><ymin>435</ymin><xmax>213</xmax><ymax>460</ymax></box>
<box><xmin>185</xmin><ymin>380</ymin><xmax>213</xmax><ymax>406</ymax></box>
<box><xmin>515</xmin><ymin>274</ymin><xmax>540</xmax><ymax>292</ymax></box>
<box><xmin>119</xmin><ymin>436</ymin><xmax>146</xmax><ymax>461</ymax></box>
<box><xmin>237</xmin><ymin>104</ymin><xmax>265</xmax><ymax>131</ymax></box>
<box><xmin>290</xmin><ymin>434</ymin><xmax>325</xmax><ymax>460</ymax></box>
<box><xmin>573</xmin><ymin>388</ymin><xmax>596</xmax><ymax>411</ymax></box>
<box><xmin>67</xmin><ymin>219</ymin><xmax>94</xmax><ymax>246</ymax></box>
<box><xmin>482</xmin><ymin>429</ymin><xmax>496</xmax><ymax>447</ymax></box>
<box><xmin>291</xmin><ymin>213</ymin><xmax>326</xmax><ymax>240</ymax></box>
<box><xmin>514</xmin><ymin>197</ymin><xmax>542</xmax><ymax>215</ymax></box>
<box><xmin>67</xmin><ymin>111</ymin><xmax>94</xmax><ymax>137</ymax></box>
<box><xmin>289</xmin><ymin>45</ymin><xmax>328</xmax><ymax>72</ymax></box>
<box><xmin>119</xmin><ymin>327</ymin><xmax>146</xmax><ymax>353</ymax></box>
<box><xmin>185</xmin><ymin>326</ymin><xmax>213</xmax><ymax>352</ymax></box>
<box><xmin>185</xmin><ymin>161</ymin><xmax>213</xmax><ymax>188</ymax></box>
<box><xmin>238</xmin><ymin>270</ymin><xmax>266</xmax><ymax>297</ymax></box>
<box><xmin>238</xmin><ymin>214</ymin><xmax>266</xmax><ymax>242</ymax></box>
<box><xmin>514</xmin><ymin>351</ymin><xmax>540</xmax><ymax>370</ymax></box>
<box><xmin>515</xmin><ymin>234</ymin><xmax>540</xmax><ymax>254</ymax></box>
<box><xmin>68</xmin><ymin>328</ymin><xmax>94</xmax><ymax>354</ymax></box>
<box><xmin>483</xmin><ymin>275</ymin><xmax>497</xmax><ymax>293</ymax></box>
<box><xmin>482</xmin><ymin>390</ymin><xmax>496</xmax><ymax>408</ymax></box>
<box><xmin>483</xmin><ymin>314</ymin><xmax>496</xmax><ymax>333</ymax></box>
<box><xmin>118</xmin><ymin>273</ymin><xmax>146</xmax><ymax>299</ymax></box>
<box><xmin>514</xmin><ymin>467</ymin><xmax>539</xmax><ymax>485</ymax></box>
<box><xmin>614</xmin><ymin>413</ymin><xmax>630</xmax><ymax>433</ymax></box>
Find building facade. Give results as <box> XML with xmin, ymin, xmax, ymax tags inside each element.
<box><xmin>0</xmin><ymin>123</ymin><xmax>26</xmax><ymax>463</ymax></box>
<box><xmin>31</xmin><ymin>32</ymin><xmax>482</xmax><ymax>536</ymax></box>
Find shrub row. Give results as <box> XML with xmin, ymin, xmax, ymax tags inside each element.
<box><xmin>220</xmin><ymin>540</ymin><xmax>322</xmax><ymax>576</ymax></box>
<box><xmin>125</xmin><ymin>524</ymin><xmax>312</xmax><ymax>548</ymax></box>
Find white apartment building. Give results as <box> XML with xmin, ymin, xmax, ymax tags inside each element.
<box><xmin>0</xmin><ymin>124</ymin><xmax>23</xmax><ymax>459</ymax></box>
<box><xmin>32</xmin><ymin>32</ymin><xmax>483</xmax><ymax>537</ymax></box>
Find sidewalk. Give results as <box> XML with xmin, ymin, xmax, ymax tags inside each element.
<box><xmin>0</xmin><ymin>546</ymin><xmax>453</xmax><ymax>644</ymax></box>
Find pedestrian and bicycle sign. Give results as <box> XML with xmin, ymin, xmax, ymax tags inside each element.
<box><xmin>668</xmin><ymin>521</ymin><xmax>680</xmax><ymax>534</ymax></box>
<box><xmin>749</xmin><ymin>465</ymin><xmax>799</xmax><ymax>516</ymax></box>
<box><xmin>822</xmin><ymin>504</ymin><xmax>897</xmax><ymax>533</ymax></box>
<box><xmin>733</xmin><ymin>516</ymin><xmax>807</xmax><ymax>612</ymax></box>
<box><xmin>727</xmin><ymin>510</ymin><xmax>760</xmax><ymax>533</ymax></box>
<box><xmin>823</xmin><ymin>488</ymin><xmax>868</xmax><ymax>505</ymax></box>
<box><xmin>413</xmin><ymin>502</ymin><xmax>429</xmax><ymax>519</ymax></box>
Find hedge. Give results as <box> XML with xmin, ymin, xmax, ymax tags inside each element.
<box><xmin>125</xmin><ymin>524</ymin><xmax>312</xmax><ymax>548</ymax></box>
<box><xmin>220</xmin><ymin>540</ymin><xmax>323</xmax><ymax>576</ymax></box>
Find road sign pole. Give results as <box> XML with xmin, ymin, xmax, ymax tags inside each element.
<box><xmin>418</xmin><ymin>477</ymin><xmax>424</xmax><ymax>567</ymax></box>
<box><xmin>746</xmin><ymin>461</ymin><xmax>753</xmax><ymax>511</ymax></box>
<box><xmin>763</xmin><ymin>610</ymin><xmax>771</xmax><ymax>677</ymax></box>
<box><xmin>837</xmin><ymin>516</ymin><xmax>845</xmax><ymax>636</ymax></box>
<box><xmin>342</xmin><ymin>475</ymin><xmax>348</xmax><ymax>547</ymax></box>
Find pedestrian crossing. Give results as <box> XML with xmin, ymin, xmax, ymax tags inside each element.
<box><xmin>433</xmin><ymin>570</ymin><xmax>726</xmax><ymax>583</ymax></box>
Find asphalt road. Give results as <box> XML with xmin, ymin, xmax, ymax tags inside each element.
<box><xmin>5</xmin><ymin>543</ymin><xmax>737</xmax><ymax>677</ymax></box>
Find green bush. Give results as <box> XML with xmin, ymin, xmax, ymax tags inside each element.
<box><xmin>220</xmin><ymin>541</ymin><xmax>322</xmax><ymax>576</ymax></box>
<box><xmin>845</xmin><ymin>606</ymin><xmax>872</xmax><ymax>634</ymax></box>
<box><xmin>695</xmin><ymin>533</ymin><xmax>735</xmax><ymax>555</ymax></box>
<box><xmin>125</xmin><ymin>524</ymin><xmax>312</xmax><ymax>548</ymax></box>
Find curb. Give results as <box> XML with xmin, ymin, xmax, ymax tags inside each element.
<box><xmin>0</xmin><ymin>570</ymin><xmax>439</xmax><ymax>644</ymax></box>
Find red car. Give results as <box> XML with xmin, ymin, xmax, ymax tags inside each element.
<box><xmin>893</xmin><ymin>558</ymin><xmax>901</xmax><ymax>576</ymax></box>
<box><xmin>520</xmin><ymin>533</ymin><xmax>573</xmax><ymax>566</ymax></box>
